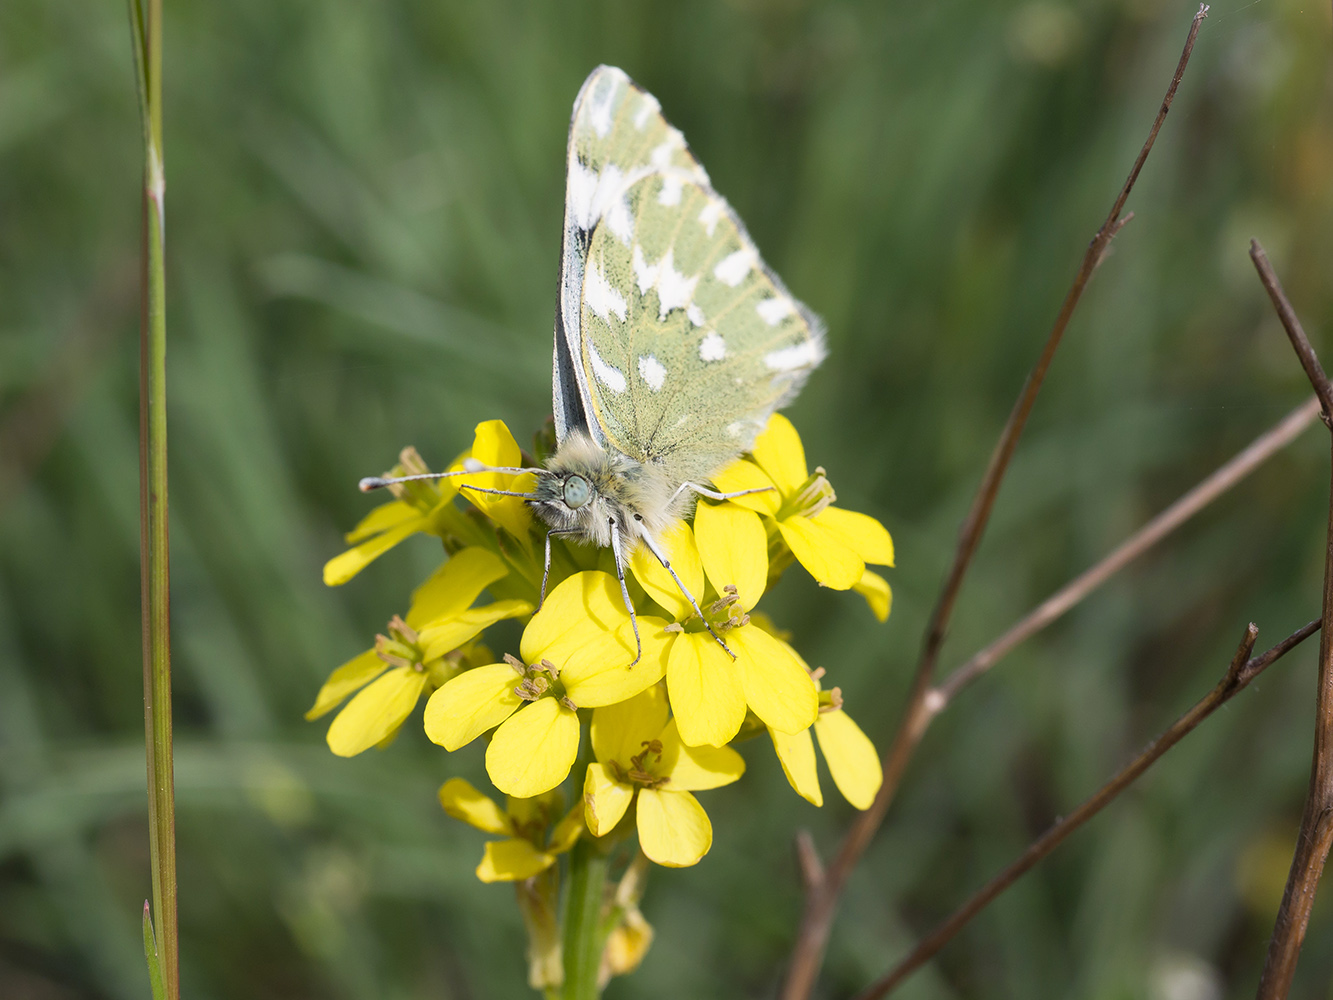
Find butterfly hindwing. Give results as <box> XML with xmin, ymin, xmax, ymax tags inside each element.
<box><xmin>555</xmin><ymin>66</ymin><xmax>825</xmax><ymax>484</ymax></box>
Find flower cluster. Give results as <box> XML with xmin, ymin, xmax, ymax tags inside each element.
<box><xmin>312</xmin><ymin>413</ymin><xmax>893</xmax><ymax>989</ymax></box>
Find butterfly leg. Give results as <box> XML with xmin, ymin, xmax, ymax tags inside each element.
<box><xmin>639</xmin><ymin>532</ymin><xmax>736</xmax><ymax>661</ymax></box>
<box><xmin>607</xmin><ymin>519</ymin><xmax>643</xmax><ymax>667</ymax></box>
<box><xmin>668</xmin><ymin>481</ymin><xmax>775</xmax><ymax>506</ymax></box>
<box><xmin>539</xmin><ymin>528</ymin><xmax>578</xmax><ymax>610</ymax></box>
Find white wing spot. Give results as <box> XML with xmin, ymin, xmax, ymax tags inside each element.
<box><xmin>658</xmin><ymin>174</ymin><xmax>684</xmax><ymax>206</ymax></box>
<box><xmin>756</xmin><ymin>296</ymin><xmax>796</xmax><ymax>326</ymax></box>
<box><xmin>764</xmin><ymin>340</ymin><xmax>821</xmax><ymax>372</ymax></box>
<box><xmin>649</xmin><ymin>128</ymin><xmax>685</xmax><ymax>168</ymax></box>
<box><xmin>726</xmin><ymin>421</ymin><xmax>746</xmax><ymax>438</ymax></box>
<box><xmin>638</xmin><ymin>354</ymin><xmax>667</xmax><ymax>392</ymax></box>
<box><xmin>634</xmin><ymin>93</ymin><xmax>661</xmax><ymax>130</ymax></box>
<box><xmin>603</xmin><ymin>185</ymin><xmax>634</xmax><ymax>246</ymax></box>
<box><xmin>588</xmin><ymin>341</ymin><xmax>627</xmax><ymax>394</ymax></box>
<box><xmin>587</xmin><ymin>78</ymin><xmax>617</xmax><ymax>138</ymax></box>
<box><xmin>568</xmin><ymin>162</ymin><xmax>633</xmax><ymax>245</ymax></box>
<box><xmin>567</xmin><ymin>161</ymin><xmax>599</xmax><ymax>231</ymax></box>
<box><xmin>585</xmin><ymin>260</ymin><xmax>627</xmax><ymax>323</ymax></box>
<box><xmin>633</xmin><ymin>247</ymin><xmax>700</xmax><ymax>320</ymax></box>
<box><xmin>655</xmin><ymin>249</ymin><xmax>699</xmax><ymax>320</ymax></box>
<box><xmin>699</xmin><ymin>331</ymin><xmax>726</xmax><ymax>361</ymax></box>
<box><xmin>713</xmin><ymin>247</ymin><xmax>757</xmax><ymax>287</ymax></box>
<box><xmin>698</xmin><ymin>199</ymin><xmax>724</xmax><ymax>237</ymax></box>
<box><xmin>632</xmin><ymin>245</ymin><xmax>660</xmax><ymax>295</ymax></box>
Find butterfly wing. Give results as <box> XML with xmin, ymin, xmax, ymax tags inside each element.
<box><xmin>553</xmin><ymin>66</ymin><xmax>825</xmax><ymax>484</ymax></box>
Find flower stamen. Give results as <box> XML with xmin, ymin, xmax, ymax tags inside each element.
<box><xmin>779</xmin><ymin>468</ymin><xmax>837</xmax><ymax>520</ymax></box>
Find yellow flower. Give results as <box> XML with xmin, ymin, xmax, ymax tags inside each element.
<box><xmin>629</xmin><ymin>508</ymin><xmax>818</xmax><ymax>748</ymax></box>
<box><xmin>437</xmin><ymin>778</ymin><xmax>582</xmax><ymax>882</ymax></box>
<box><xmin>424</xmin><ymin>571</ymin><xmax>668</xmax><ymax>797</ymax></box>
<box><xmin>769</xmin><ymin>669</ymin><xmax>882</xmax><ymax>810</ymax></box>
<box><xmin>307</xmin><ymin>547</ymin><xmax>531</xmax><ymax>756</ymax></box>
<box><xmin>582</xmin><ymin>686</ymin><xmax>744</xmax><ymax>867</ymax></box>
<box><xmin>323</xmin><ymin>447</ymin><xmax>462</xmax><ymax>586</ymax></box>
<box><xmin>599</xmin><ymin>852</ymin><xmax>654</xmax><ymax>987</ymax></box>
<box><xmin>712</xmin><ymin>413</ymin><xmax>894</xmax><ymax>617</ymax></box>
<box><xmin>453</xmin><ymin>419</ymin><xmax>536</xmax><ymax>542</ymax></box>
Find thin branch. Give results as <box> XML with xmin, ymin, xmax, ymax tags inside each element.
<box><xmin>1250</xmin><ymin>241</ymin><xmax>1333</xmax><ymax>419</ymax></box>
<box><xmin>856</xmin><ymin>621</ymin><xmax>1318</xmax><ymax>1000</ymax></box>
<box><xmin>1252</xmin><ymin>243</ymin><xmax>1333</xmax><ymax>999</ymax></box>
<box><xmin>782</xmin><ymin>9</ymin><xmax>1210</xmax><ymax>996</ymax></box>
<box><xmin>795</xmin><ymin>831</ymin><xmax>825</xmax><ymax>896</ymax></box>
<box><xmin>931</xmin><ymin>396</ymin><xmax>1322</xmax><ymax>710</ymax></box>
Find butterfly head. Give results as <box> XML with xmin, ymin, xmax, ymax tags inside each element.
<box><xmin>529</xmin><ymin>431</ymin><xmax>676</xmax><ymax>550</ymax></box>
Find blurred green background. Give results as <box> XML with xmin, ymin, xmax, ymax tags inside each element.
<box><xmin>4</xmin><ymin>0</ymin><xmax>1333</xmax><ymax>997</ymax></box>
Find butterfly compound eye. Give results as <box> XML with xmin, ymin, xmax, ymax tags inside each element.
<box><xmin>563</xmin><ymin>475</ymin><xmax>591</xmax><ymax>509</ymax></box>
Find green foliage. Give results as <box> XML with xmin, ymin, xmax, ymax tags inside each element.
<box><xmin>2</xmin><ymin>0</ymin><xmax>1332</xmax><ymax>997</ymax></box>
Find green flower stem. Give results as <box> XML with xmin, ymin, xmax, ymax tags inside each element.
<box><xmin>128</xmin><ymin>1</ymin><xmax>179</xmax><ymax>998</ymax></box>
<box><xmin>561</xmin><ymin>838</ymin><xmax>610</xmax><ymax>1000</ymax></box>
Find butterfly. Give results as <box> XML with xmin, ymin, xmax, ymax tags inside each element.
<box><xmin>363</xmin><ymin>66</ymin><xmax>825</xmax><ymax>661</ymax></box>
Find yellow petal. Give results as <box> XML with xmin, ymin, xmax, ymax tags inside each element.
<box><xmin>629</xmin><ymin>522</ymin><xmax>703</xmax><ymax>619</ymax></box>
<box><xmin>709</xmin><ymin>459</ymin><xmax>780</xmax><ymax>515</ymax></box>
<box><xmin>666</xmin><ymin>633</ymin><xmax>745</xmax><ymax>747</ymax></box>
<box><xmin>437</xmin><ymin>777</ymin><xmax>513</xmax><ymax>835</ymax></box>
<box><xmin>768</xmin><ymin>726</ymin><xmax>822</xmax><ymax>806</ymax></box>
<box><xmin>323</xmin><ymin>516</ymin><xmax>428</xmax><ymax>586</ymax></box>
<box><xmin>814</xmin><ymin>709</ymin><xmax>883</xmax><ymax>810</ymax></box>
<box><xmin>694</xmin><ymin>502</ymin><xmax>768</xmax><ymax>611</ymax></box>
<box><xmin>731</xmin><ymin>627</ymin><xmax>818</xmax><ymax>735</ymax></box>
<box><xmin>548</xmin><ymin>804</ymin><xmax>585</xmax><ymax>854</ymax></box>
<box><xmin>476</xmin><ymin>837</ymin><xmax>556</xmax><ymax>883</ymax></box>
<box><xmin>591</xmin><ymin>686</ymin><xmax>670</xmax><ymax>770</ymax></box>
<box><xmin>814</xmin><ymin>506</ymin><xmax>895</xmax><ymax>567</ymax></box>
<box><xmin>459</xmin><ymin>420</ymin><xmax>534</xmax><ymax>539</ymax></box>
<box><xmin>406</xmin><ymin>547</ymin><xmax>510</xmax><ymax>628</ymax></box>
<box><xmin>345</xmin><ymin>499</ymin><xmax>420</xmax><ymax>543</ymax></box>
<box><xmin>305</xmin><ymin>648</ymin><xmax>385</xmax><ymax>720</ymax></box>
<box><xmin>418</xmin><ymin>599</ymin><xmax>534</xmax><ymax>660</ymax></box>
<box><xmin>325</xmin><ymin>666</ymin><xmax>427</xmax><ymax>757</ymax></box>
<box><xmin>637</xmin><ymin>789</ymin><xmax>712</xmax><ymax>867</ymax></box>
<box><xmin>422</xmin><ymin>663</ymin><xmax>523</xmax><ymax>751</ymax></box>
<box><xmin>561</xmin><ymin>618</ymin><xmax>669</xmax><ymax>708</ymax></box>
<box><xmin>750</xmin><ymin>413</ymin><xmax>808</xmax><ymax>494</ymax></box>
<box><xmin>777</xmin><ymin>516</ymin><xmax>864</xmax><ymax>590</ymax></box>
<box><xmin>520</xmin><ymin>571</ymin><xmax>627</xmax><ymax>666</ymax></box>
<box><xmin>603</xmin><ymin>908</ymin><xmax>654</xmax><ymax>978</ymax></box>
<box><xmin>852</xmin><ymin>569</ymin><xmax>893</xmax><ymax>623</ymax></box>
<box><xmin>657</xmin><ymin>719</ymin><xmax>745</xmax><ymax>791</ymax></box>
<box><xmin>486</xmin><ymin>698</ymin><xmax>581</xmax><ymax>798</ymax></box>
<box><xmin>583</xmin><ymin>762</ymin><xmax>635</xmax><ymax>837</ymax></box>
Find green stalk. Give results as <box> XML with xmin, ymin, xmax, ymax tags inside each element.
<box><xmin>128</xmin><ymin>0</ymin><xmax>178</xmax><ymax>997</ymax></box>
<box><xmin>561</xmin><ymin>839</ymin><xmax>610</xmax><ymax>1000</ymax></box>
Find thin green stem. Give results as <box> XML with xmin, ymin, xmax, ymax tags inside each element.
<box><xmin>129</xmin><ymin>0</ymin><xmax>177</xmax><ymax>996</ymax></box>
<box><xmin>562</xmin><ymin>839</ymin><xmax>610</xmax><ymax>1000</ymax></box>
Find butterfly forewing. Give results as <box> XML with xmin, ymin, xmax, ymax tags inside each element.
<box><xmin>556</xmin><ymin>66</ymin><xmax>825</xmax><ymax>484</ymax></box>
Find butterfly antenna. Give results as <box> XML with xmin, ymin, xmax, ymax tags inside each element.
<box><xmin>457</xmin><ymin>484</ymin><xmax>542</xmax><ymax>499</ymax></box>
<box><xmin>359</xmin><ymin>458</ymin><xmax>543</xmax><ymax>493</ymax></box>
<box><xmin>359</xmin><ymin>470</ymin><xmax>469</xmax><ymax>492</ymax></box>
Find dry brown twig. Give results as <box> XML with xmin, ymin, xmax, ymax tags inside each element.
<box><xmin>932</xmin><ymin>395</ymin><xmax>1321</xmax><ymax>711</ymax></box>
<box><xmin>846</xmin><ymin>243</ymin><xmax>1333</xmax><ymax>1000</ymax></box>
<box><xmin>781</xmin><ymin>9</ymin><xmax>1211</xmax><ymax>997</ymax></box>
<box><xmin>1250</xmin><ymin>241</ymin><xmax>1333</xmax><ymax>999</ymax></box>
<box><xmin>855</xmin><ymin>620</ymin><xmax>1320</xmax><ymax>1000</ymax></box>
